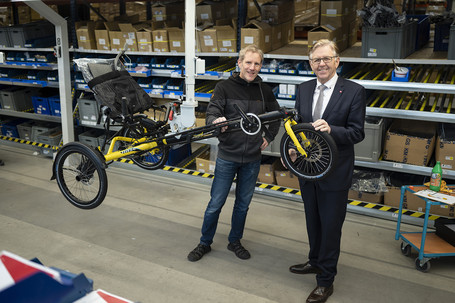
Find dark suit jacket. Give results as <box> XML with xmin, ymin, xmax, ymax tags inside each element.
<box><xmin>295</xmin><ymin>77</ymin><xmax>366</xmax><ymax>191</ymax></box>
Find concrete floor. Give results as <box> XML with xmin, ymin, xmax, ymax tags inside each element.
<box><xmin>1</xmin><ymin>144</ymin><xmax>455</xmax><ymax>303</ymax></box>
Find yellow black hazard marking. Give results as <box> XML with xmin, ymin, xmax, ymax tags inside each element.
<box><xmin>0</xmin><ymin>135</ymin><xmax>59</xmax><ymax>150</ymax></box>
<box><xmin>348</xmin><ymin>199</ymin><xmax>440</xmax><ymax>220</ymax></box>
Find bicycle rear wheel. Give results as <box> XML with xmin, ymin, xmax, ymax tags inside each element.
<box><xmin>123</xmin><ymin>127</ymin><xmax>169</xmax><ymax>170</ymax></box>
<box><xmin>280</xmin><ymin>123</ymin><xmax>338</xmax><ymax>180</ymax></box>
<box><xmin>53</xmin><ymin>142</ymin><xmax>108</xmax><ymax>209</ymax></box>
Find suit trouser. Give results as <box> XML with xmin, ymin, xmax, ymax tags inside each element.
<box><xmin>300</xmin><ymin>181</ymin><xmax>348</xmax><ymax>287</ymax></box>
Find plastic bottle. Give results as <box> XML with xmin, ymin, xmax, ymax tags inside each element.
<box><xmin>429</xmin><ymin>161</ymin><xmax>442</xmax><ymax>192</ymax></box>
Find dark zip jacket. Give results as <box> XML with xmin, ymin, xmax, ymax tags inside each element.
<box><xmin>206</xmin><ymin>72</ymin><xmax>281</xmax><ymax>163</ymax></box>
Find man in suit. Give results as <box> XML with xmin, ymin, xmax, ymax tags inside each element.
<box><xmin>289</xmin><ymin>39</ymin><xmax>366</xmax><ymax>303</ymax></box>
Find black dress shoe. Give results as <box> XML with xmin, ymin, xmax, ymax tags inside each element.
<box><xmin>306</xmin><ymin>285</ymin><xmax>333</xmax><ymax>303</ymax></box>
<box><xmin>289</xmin><ymin>262</ymin><xmax>321</xmax><ymax>274</ymax></box>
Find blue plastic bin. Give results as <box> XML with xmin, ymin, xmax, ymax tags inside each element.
<box><xmin>48</xmin><ymin>96</ymin><xmax>61</xmax><ymax>116</ymax></box>
<box><xmin>32</xmin><ymin>96</ymin><xmax>51</xmax><ymax>115</ymax></box>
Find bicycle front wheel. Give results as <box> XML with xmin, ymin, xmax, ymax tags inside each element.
<box><xmin>280</xmin><ymin>123</ymin><xmax>338</xmax><ymax>180</ymax></box>
<box><xmin>53</xmin><ymin>142</ymin><xmax>108</xmax><ymax>209</ymax></box>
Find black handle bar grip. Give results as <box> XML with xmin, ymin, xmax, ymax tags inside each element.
<box><xmin>257</xmin><ymin>107</ymin><xmax>297</xmax><ymax>122</ymax></box>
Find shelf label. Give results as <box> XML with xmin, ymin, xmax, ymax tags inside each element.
<box><xmin>392</xmin><ymin>163</ymin><xmax>404</xmax><ymax>168</ymax></box>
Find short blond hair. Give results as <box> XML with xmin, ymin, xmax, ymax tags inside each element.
<box><xmin>309</xmin><ymin>39</ymin><xmax>338</xmax><ymax>59</ymax></box>
<box><xmin>239</xmin><ymin>45</ymin><xmax>264</xmax><ymax>63</ymax></box>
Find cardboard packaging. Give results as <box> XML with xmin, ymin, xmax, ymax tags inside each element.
<box><xmin>196</xmin><ymin>0</ymin><xmax>225</xmax><ymax>25</ymax></box>
<box><xmin>308</xmin><ymin>25</ymin><xmax>346</xmax><ymax>52</ymax></box>
<box><xmin>349</xmin><ymin>190</ymin><xmax>384</xmax><ymax>204</ymax></box>
<box><xmin>195</xmin><ymin>150</ymin><xmax>216</xmax><ymax>174</ymax></box>
<box><xmin>382</xmin><ymin>119</ymin><xmax>436</xmax><ymax>166</ymax></box>
<box><xmin>215</xmin><ymin>25</ymin><xmax>236</xmax><ymax>53</ymax></box>
<box><xmin>152</xmin><ymin>26</ymin><xmax>169</xmax><ymax>52</ymax></box>
<box><xmin>261</xmin><ymin>0</ymin><xmax>295</xmax><ymax>25</ymax></box>
<box><xmin>76</xmin><ymin>21</ymin><xmax>97</xmax><ymax>50</ymax></box>
<box><xmin>320</xmin><ymin>0</ymin><xmax>357</xmax><ymax>29</ymax></box>
<box><xmin>241</xmin><ymin>20</ymin><xmax>272</xmax><ymax>53</ymax></box>
<box><xmin>198</xmin><ymin>28</ymin><xmax>218</xmax><ymax>52</ymax></box>
<box><xmin>95</xmin><ymin>22</ymin><xmax>112</xmax><ymax>50</ymax></box>
<box><xmin>435</xmin><ymin>124</ymin><xmax>455</xmax><ymax>170</ymax></box>
<box><xmin>151</xmin><ymin>1</ymin><xmax>184</xmax><ymax>22</ymax></box>
<box><xmin>136</xmin><ymin>27</ymin><xmax>154</xmax><ymax>52</ymax></box>
<box><xmin>258</xmin><ymin>163</ymin><xmax>277</xmax><ymax>184</ymax></box>
<box><xmin>167</xmin><ymin>27</ymin><xmax>185</xmax><ymax>53</ymax></box>
<box><xmin>275</xmin><ymin>168</ymin><xmax>300</xmax><ymax>189</ymax></box>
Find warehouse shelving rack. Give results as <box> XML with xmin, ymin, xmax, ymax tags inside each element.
<box><xmin>1</xmin><ymin>1</ymin><xmax>455</xmax><ymax>220</ymax></box>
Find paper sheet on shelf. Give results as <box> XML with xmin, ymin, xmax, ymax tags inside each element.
<box><xmin>414</xmin><ymin>190</ymin><xmax>455</xmax><ymax>205</ymax></box>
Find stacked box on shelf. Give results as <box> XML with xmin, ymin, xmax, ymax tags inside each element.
<box><xmin>31</xmin><ymin>122</ymin><xmax>57</xmax><ymax>142</ymax></box>
<box><xmin>449</xmin><ymin>23</ymin><xmax>455</xmax><ymax>60</ymax></box>
<box><xmin>354</xmin><ymin>117</ymin><xmax>386</xmax><ymax>162</ymax></box>
<box><xmin>17</xmin><ymin>121</ymin><xmax>34</xmax><ymax>141</ymax></box>
<box><xmin>36</xmin><ymin>127</ymin><xmax>62</xmax><ymax>146</ymax></box>
<box><xmin>78</xmin><ymin>129</ymin><xmax>105</xmax><ymax>148</ymax></box>
<box><xmin>434</xmin><ymin>19</ymin><xmax>452</xmax><ymax>51</ymax></box>
<box><xmin>0</xmin><ymin>87</ymin><xmax>34</xmax><ymax>111</ymax></box>
<box><xmin>407</xmin><ymin>15</ymin><xmax>430</xmax><ymax>51</ymax></box>
<box><xmin>32</xmin><ymin>96</ymin><xmax>51</xmax><ymax>115</ymax></box>
<box><xmin>0</xmin><ymin>118</ymin><xmax>24</xmax><ymax>138</ymax></box>
<box><xmin>48</xmin><ymin>95</ymin><xmax>61</xmax><ymax>116</ymax></box>
<box><xmin>8</xmin><ymin>21</ymin><xmax>54</xmax><ymax>48</ymax></box>
<box><xmin>77</xmin><ymin>98</ymin><xmax>99</xmax><ymax>126</ymax></box>
<box><xmin>0</xmin><ymin>26</ymin><xmax>11</xmax><ymax>47</ymax></box>
<box><xmin>361</xmin><ymin>20</ymin><xmax>417</xmax><ymax>59</ymax></box>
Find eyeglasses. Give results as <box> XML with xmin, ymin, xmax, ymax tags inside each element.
<box><xmin>309</xmin><ymin>56</ymin><xmax>338</xmax><ymax>64</ymax></box>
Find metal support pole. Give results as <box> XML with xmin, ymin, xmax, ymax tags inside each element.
<box><xmin>182</xmin><ymin>0</ymin><xmax>197</xmax><ymax>128</ymax></box>
<box><xmin>23</xmin><ymin>0</ymin><xmax>74</xmax><ymax>143</ymax></box>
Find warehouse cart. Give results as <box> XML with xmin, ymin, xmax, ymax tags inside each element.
<box><xmin>395</xmin><ymin>185</ymin><xmax>455</xmax><ymax>272</ymax></box>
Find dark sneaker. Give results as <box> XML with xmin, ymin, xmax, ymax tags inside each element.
<box><xmin>187</xmin><ymin>244</ymin><xmax>211</xmax><ymax>262</ymax></box>
<box><xmin>227</xmin><ymin>240</ymin><xmax>250</xmax><ymax>260</ymax></box>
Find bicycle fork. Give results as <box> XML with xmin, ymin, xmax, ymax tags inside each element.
<box><xmin>284</xmin><ymin>118</ymin><xmax>309</xmax><ymax>157</ymax></box>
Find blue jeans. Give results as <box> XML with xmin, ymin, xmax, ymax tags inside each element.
<box><xmin>200</xmin><ymin>157</ymin><xmax>261</xmax><ymax>246</ymax></box>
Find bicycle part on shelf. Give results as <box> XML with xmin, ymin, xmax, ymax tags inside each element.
<box><xmin>240</xmin><ymin>113</ymin><xmax>261</xmax><ymax>135</ymax></box>
<box><xmin>52</xmin><ymin>142</ymin><xmax>107</xmax><ymax>209</ymax></box>
<box><xmin>280</xmin><ymin>123</ymin><xmax>338</xmax><ymax>180</ymax></box>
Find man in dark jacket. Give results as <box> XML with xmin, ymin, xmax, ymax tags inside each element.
<box><xmin>289</xmin><ymin>39</ymin><xmax>365</xmax><ymax>303</ymax></box>
<box><xmin>188</xmin><ymin>45</ymin><xmax>280</xmax><ymax>262</ymax></box>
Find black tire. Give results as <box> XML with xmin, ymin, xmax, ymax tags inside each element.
<box><xmin>53</xmin><ymin>142</ymin><xmax>107</xmax><ymax>209</ymax></box>
<box><xmin>415</xmin><ymin>258</ymin><xmax>430</xmax><ymax>273</ymax></box>
<box><xmin>123</xmin><ymin>126</ymin><xmax>169</xmax><ymax>170</ymax></box>
<box><xmin>401</xmin><ymin>242</ymin><xmax>412</xmax><ymax>257</ymax></box>
<box><xmin>280</xmin><ymin>123</ymin><xmax>338</xmax><ymax>180</ymax></box>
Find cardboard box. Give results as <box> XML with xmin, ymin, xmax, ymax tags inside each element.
<box><xmin>241</xmin><ymin>20</ymin><xmax>272</xmax><ymax>53</ymax></box>
<box><xmin>320</xmin><ymin>0</ymin><xmax>357</xmax><ymax>29</ymax></box>
<box><xmin>136</xmin><ymin>28</ymin><xmax>153</xmax><ymax>52</ymax></box>
<box><xmin>196</xmin><ymin>0</ymin><xmax>225</xmax><ymax>25</ymax></box>
<box><xmin>198</xmin><ymin>28</ymin><xmax>218</xmax><ymax>52</ymax></box>
<box><xmin>151</xmin><ymin>1</ymin><xmax>184</xmax><ymax>22</ymax></box>
<box><xmin>76</xmin><ymin>21</ymin><xmax>97</xmax><ymax>50</ymax></box>
<box><xmin>95</xmin><ymin>23</ymin><xmax>111</xmax><ymax>50</ymax></box>
<box><xmin>349</xmin><ymin>190</ymin><xmax>384</xmax><ymax>204</ymax></box>
<box><xmin>195</xmin><ymin>150</ymin><xmax>216</xmax><ymax>174</ymax></box>
<box><xmin>215</xmin><ymin>25</ymin><xmax>236</xmax><ymax>53</ymax></box>
<box><xmin>258</xmin><ymin>163</ymin><xmax>276</xmax><ymax>184</ymax></box>
<box><xmin>152</xmin><ymin>27</ymin><xmax>169</xmax><ymax>52</ymax></box>
<box><xmin>384</xmin><ymin>186</ymin><xmax>403</xmax><ymax>208</ymax></box>
<box><xmin>270</xmin><ymin>23</ymin><xmax>283</xmax><ymax>51</ymax></box>
<box><xmin>275</xmin><ymin>168</ymin><xmax>300</xmax><ymax>189</ymax></box>
<box><xmin>404</xmin><ymin>186</ymin><xmax>455</xmax><ymax>217</ymax></box>
<box><xmin>295</xmin><ymin>5</ymin><xmax>320</xmax><ymax>26</ymax></box>
<box><xmin>168</xmin><ymin>27</ymin><xmax>185</xmax><ymax>53</ymax></box>
<box><xmin>308</xmin><ymin>25</ymin><xmax>345</xmax><ymax>51</ymax></box>
<box><xmin>260</xmin><ymin>0</ymin><xmax>295</xmax><ymax>25</ymax></box>
<box><xmin>382</xmin><ymin>119</ymin><xmax>436</xmax><ymax>166</ymax></box>
<box><xmin>281</xmin><ymin>19</ymin><xmax>295</xmax><ymax>45</ymax></box>
<box><xmin>118</xmin><ymin>23</ymin><xmax>138</xmax><ymax>51</ymax></box>
<box><xmin>436</xmin><ymin>136</ymin><xmax>455</xmax><ymax>170</ymax></box>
